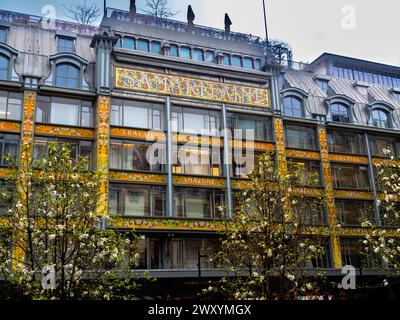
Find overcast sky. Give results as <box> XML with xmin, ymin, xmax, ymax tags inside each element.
<box><xmin>1</xmin><ymin>0</ymin><xmax>399</xmax><ymax>66</ymax></box>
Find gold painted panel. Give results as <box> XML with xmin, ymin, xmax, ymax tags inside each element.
<box><xmin>115</xmin><ymin>67</ymin><xmax>270</xmax><ymax>108</ymax></box>
<box><xmin>35</xmin><ymin>125</ymin><xmax>95</xmax><ymax>139</ymax></box>
<box><xmin>286</xmin><ymin>149</ymin><xmax>320</xmax><ymax>160</ymax></box>
<box><xmin>329</xmin><ymin>153</ymin><xmax>369</xmax><ymax>164</ymax></box>
<box><xmin>334</xmin><ymin>190</ymin><xmax>374</xmax><ymax>199</ymax></box>
<box><xmin>110</xmin><ymin>127</ymin><xmax>165</xmax><ymax>141</ymax></box>
<box><xmin>0</xmin><ymin>121</ymin><xmax>20</xmax><ymax>132</ymax></box>
<box><xmin>230</xmin><ymin>140</ymin><xmax>275</xmax><ymax>152</ymax></box>
<box><xmin>110</xmin><ymin>171</ymin><xmax>167</xmax><ymax>184</ymax></box>
<box><xmin>110</xmin><ymin>217</ymin><xmax>225</xmax><ymax>231</ymax></box>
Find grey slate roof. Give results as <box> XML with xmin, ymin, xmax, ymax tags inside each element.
<box><xmin>283</xmin><ymin>69</ymin><xmax>400</xmax><ymax>127</ymax></box>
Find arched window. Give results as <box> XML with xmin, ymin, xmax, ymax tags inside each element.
<box><xmin>331</xmin><ymin>103</ymin><xmax>350</xmax><ymax>123</ymax></box>
<box><xmin>372</xmin><ymin>109</ymin><xmax>390</xmax><ymax>128</ymax></box>
<box><xmin>0</xmin><ymin>54</ymin><xmax>9</xmax><ymax>80</ymax></box>
<box><xmin>283</xmin><ymin>96</ymin><xmax>303</xmax><ymax>117</ymax></box>
<box><xmin>55</xmin><ymin>63</ymin><xmax>79</xmax><ymax>89</ymax></box>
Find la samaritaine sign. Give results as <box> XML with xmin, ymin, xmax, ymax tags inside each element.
<box><xmin>115</xmin><ymin>67</ymin><xmax>270</xmax><ymax>108</ymax></box>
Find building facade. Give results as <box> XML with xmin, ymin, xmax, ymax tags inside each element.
<box><xmin>0</xmin><ymin>6</ymin><xmax>399</xmax><ymax>296</ymax></box>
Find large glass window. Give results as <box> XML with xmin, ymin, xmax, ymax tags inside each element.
<box><xmin>33</xmin><ymin>137</ymin><xmax>93</xmax><ymax>168</ymax></box>
<box><xmin>172</xmin><ymin>106</ymin><xmax>220</xmax><ymax>136</ymax></box>
<box><xmin>232</xmin><ymin>152</ymin><xmax>265</xmax><ymax>178</ymax></box>
<box><xmin>109</xmin><ymin>140</ymin><xmax>164</xmax><ymax>172</ymax></box>
<box><xmin>285</xmin><ymin>125</ymin><xmax>318</xmax><ymax>150</ymax></box>
<box><xmin>369</xmin><ymin>135</ymin><xmax>400</xmax><ymax>157</ymax></box>
<box><xmin>111</xmin><ymin>99</ymin><xmax>164</xmax><ymax>130</ymax></box>
<box><xmin>174</xmin><ymin>187</ymin><xmax>225</xmax><ymax>219</ymax></box>
<box><xmin>173</xmin><ymin>145</ymin><xmax>221</xmax><ymax>176</ymax></box>
<box><xmin>36</xmin><ymin>96</ymin><xmax>93</xmax><ymax>127</ymax></box>
<box><xmin>283</xmin><ymin>96</ymin><xmax>303</xmax><ymax>117</ymax></box>
<box><xmin>331</xmin><ymin>103</ymin><xmax>350</xmax><ymax>123</ymax></box>
<box><xmin>287</xmin><ymin>159</ymin><xmax>322</xmax><ymax>186</ymax></box>
<box><xmin>55</xmin><ymin>63</ymin><xmax>79</xmax><ymax>89</ymax></box>
<box><xmin>372</xmin><ymin>109</ymin><xmax>390</xmax><ymax>128</ymax></box>
<box><xmin>327</xmin><ymin>130</ymin><xmax>365</xmax><ymax>154</ymax></box>
<box><xmin>293</xmin><ymin>200</ymin><xmax>328</xmax><ymax>226</ymax></box>
<box><xmin>0</xmin><ymin>134</ymin><xmax>19</xmax><ymax>166</ymax></box>
<box><xmin>228</xmin><ymin>113</ymin><xmax>273</xmax><ymax>141</ymax></box>
<box><xmin>109</xmin><ymin>184</ymin><xmax>166</xmax><ymax>217</ymax></box>
<box><xmin>0</xmin><ymin>182</ymin><xmax>13</xmax><ymax>215</ymax></box>
<box><xmin>340</xmin><ymin>238</ymin><xmax>380</xmax><ymax>269</ymax></box>
<box><xmin>0</xmin><ymin>55</ymin><xmax>9</xmax><ymax>80</ymax></box>
<box><xmin>335</xmin><ymin>200</ymin><xmax>374</xmax><ymax>226</ymax></box>
<box><xmin>134</xmin><ymin>236</ymin><xmax>218</xmax><ymax>270</ymax></box>
<box><xmin>57</xmin><ymin>37</ymin><xmax>75</xmax><ymax>53</ymax></box>
<box><xmin>331</xmin><ymin>164</ymin><xmax>370</xmax><ymax>190</ymax></box>
<box><xmin>0</xmin><ymin>91</ymin><xmax>22</xmax><ymax>121</ymax></box>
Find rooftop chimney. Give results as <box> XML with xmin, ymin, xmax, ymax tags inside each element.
<box><xmin>130</xmin><ymin>0</ymin><xmax>136</xmax><ymax>16</ymax></box>
<box><xmin>187</xmin><ymin>5</ymin><xmax>195</xmax><ymax>32</ymax></box>
<box><xmin>224</xmin><ymin>13</ymin><xmax>232</xmax><ymax>36</ymax></box>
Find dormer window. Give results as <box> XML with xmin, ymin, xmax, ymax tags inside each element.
<box><xmin>47</xmin><ymin>53</ymin><xmax>89</xmax><ymax>90</ymax></box>
<box><xmin>58</xmin><ymin>36</ymin><xmax>75</xmax><ymax>53</ymax></box>
<box><xmin>283</xmin><ymin>96</ymin><xmax>303</xmax><ymax>117</ymax></box>
<box><xmin>372</xmin><ymin>109</ymin><xmax>389</xmax><ymax>128</ymax></box>
<box><xmin>56</xmin><ymin>63</ymin><xmax>79</xmax><ymax>89</ymax></box>
<box><xmin>0</xmin><ymin>54</ymin><xmax>8</xmax><ymax>80</ymax></box>
<box><xmin>331</xmin><ymin>103</ymin><xmax>350</xmax><ymax>123</ymax></box>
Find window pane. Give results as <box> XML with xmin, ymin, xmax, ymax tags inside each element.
<box><xmin>205</xmin><ymin>50</ymin><xmax>214</xmax><ymax>63</ymax></box>
<box><xmin>125</xmin><ymin>190</ymin><xmax>147</xmax><ymax>216</ymax></box>
<box><xmin>56</xmin><ymin>64</ymin><xmax>79</xmax><ymax>89</ymax></box>
<box><xmin>137</xmin><ymin>39</ymin><xmax>149</xmax><ymax>52</ymax></box>
<box><xmin>0</xmin><ymin>29</ymin><xmax>6</xmax><ymax>43</ymax></box>
<box><xmin>170</xmin><ymin>44</ymin><xmax>178</xmax><ymax>57</ymax></box>
<box><xmin>51</xmin><ymin>102</ymin><xmax>79</xmax><ymax>126</ymax></box>
<box><xmin>0</xmin><ymin>55</ymin><xmax>9</xmax><ymax>80</ymax></box>
<box><xmin>232</xmin><ymin>55</ymin><xmax>242</xmax><ymax>67</ymax></box>
<box><xmin>180</xmin><ymin>46</ymin><xmax>191</xmax><ymax>59</ymax></box>
<box><xmin>151</xmin><ymin>41</ymin><xmax>161</xmax><ymax>54</ymax></box>
<box><xmin>124</xmin><ymin>105</ymin><xmax>149</xmax><ymax>128</ymax></box>
<box><xmin>0</xmin><ymin>94</ymin><xmax>7</xmax><ymax>119</ymax></box>
<box><xmin>124</xmin><ymin>37</ymin><xmax>136</xmax><ymax>49</ymax></box>
<box><xmin>223</xmin><ymin>54</ymin><xmax>230</xmax><ymax>65</ymax></box>
<box><xmin>192</xmin><ymin>49</ymin><xmax>204</xmax><ymax>61</ymax></box>
<box><xmin>243</xmin><ymin>57</ymin><xmax>253</xmax><ymax>69</ymax></box>
<box><xmin>7</xmin><ymin>97</ymin><xmax>22</xmax><ymax>120</ymax></box>
<box><xmin>284</xmin><ymin>96</ymin><xmax>302</xmax><ymax>117</ymax></box>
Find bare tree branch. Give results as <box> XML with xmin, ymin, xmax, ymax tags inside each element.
<box><xmin>143</xmin><ymin>0</ymin><xmax>179</xmax><ymax>20</ymax></box>
<box><xmin>63</xmin><ymin>0</ymin><xmax>101</xmax><ymax>26</ymax></box>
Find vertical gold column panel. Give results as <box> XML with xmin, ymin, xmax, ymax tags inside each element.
<box><xmin>19</xmin><ymin>91</ymin><xmax>36</xmax><ymax>167</ymax></box>
<box><xmin>95</xmin><ymin>96</ymin><xmax>111</xmax><ymax>216</ymax></box>
<box><xmin>318</xmin><ymin>126</ymin><xmax>342</xmax><ymax>268</ymax></box>
<box><xmin>13</xmin><ymin>90</ymin><xmax>37</xmax><ymax>268</ymax></box>
<box><xmin>273</xmin><ymin>118</ymin><xmax>287</xmax><ymax>175</ymax></box>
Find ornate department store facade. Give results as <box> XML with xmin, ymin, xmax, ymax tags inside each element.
<box><xmin>1</xmin><ymin>6</ymin><xmax>400</xmax><ymax>296</ymax></box>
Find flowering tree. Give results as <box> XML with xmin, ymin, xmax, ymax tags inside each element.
<box><xmin>206</xmin><ymin>154</ymin><xmax>328</xmax><ymax>300</ymax></box>
<box><xmin>361</xmin><ymin>152</ymin><xmax>400</xmax><ymax>283</ymax></box>
<box><xmin>0</xmin><ymin>143</ymin><xmax>142</xmax><ymax>300</ymax></box>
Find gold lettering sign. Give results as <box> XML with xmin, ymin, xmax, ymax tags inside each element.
<box><xmin>115</xmin><ymin>67</ymin><xmax>270</xmax><ymax>108</ymax></box>
<box><xmin>173</xmin><ymin>175</ymin><xmax>225</xmax><ymax>187</ymax></box>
